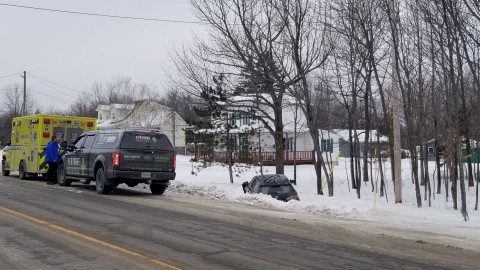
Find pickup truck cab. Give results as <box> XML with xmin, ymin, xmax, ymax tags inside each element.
<box><xmin>57</xmin><ymin>129</ymin><xmax>176</xmax><ymax>195</ymax></box>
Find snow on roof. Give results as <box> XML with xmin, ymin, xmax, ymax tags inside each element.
<box><xmin>96</xmin><ymin>104</ymin><xmax>135</xmax><ymax>111</ymax></box>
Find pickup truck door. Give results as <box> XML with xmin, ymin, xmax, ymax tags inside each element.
<box><xmin>81</xmin><ymin>135</ymin><xmax>96</xmax><ymax>177</ymax></box>
<box><xmin>72</xmin><ymin>135</ymin><xmax>96</xmax><ymax>177</ymax></box>
<box><xmin>66</xmin><ymin>135</ymin><xmax>86</xmax><ymax>177</ymax></box>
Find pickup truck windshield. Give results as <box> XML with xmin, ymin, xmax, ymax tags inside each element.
<box><xmin>120</xmin><ymin>132</ymin><xmax>174</xmax><ymax>150</ymax></box>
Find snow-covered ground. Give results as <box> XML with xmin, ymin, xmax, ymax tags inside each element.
<box><xmin>2</xmin><ymin>149</ymin><xmax>479</xmax><ymax>250</ymax></box>
<box><xmin>170</xmin><ymin>154</ymin><xmax>480</xmax><ymax>250</ymax></box>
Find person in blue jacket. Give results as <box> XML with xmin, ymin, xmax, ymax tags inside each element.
<box><xmin>45</xmin><ymin>135</ymin><xmax>61</xmax><ymax>183</ymax></box>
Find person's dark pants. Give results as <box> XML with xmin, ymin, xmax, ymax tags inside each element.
<box><xmin>46</xmin><ymin>162</ymin><xmax>58</xmax><ymax>182</ymax></box>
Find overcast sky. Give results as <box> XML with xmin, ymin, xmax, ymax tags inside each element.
<box><xmin>0</xmin><ymin>0</ymin><xmax>202</xmax><ymax>111</ymax></box>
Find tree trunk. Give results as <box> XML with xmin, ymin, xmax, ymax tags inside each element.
<box><xmin>466</xmin><ymin>137</ymin><xmax>474</xmax><ymax>187</ymax></box>
<box><xmin>458</xmin><ymin>141</ymin><xmax>468</xmax><ymax>220</ymax></box>
<box><xmin>349</xmin><ymin>128</ymin><xmax>357</xmax><ymax>189</ymax></box>
<box><xmin>435</xmin><ymin>140</ymin><xmax>442</xmax><ymax>194</ymax></box>
<box><xmin>274</xmin><ymin>100</ymin><xmax>285</xmax><ymax>175</ymax></box>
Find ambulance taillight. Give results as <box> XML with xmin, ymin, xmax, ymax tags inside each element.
<box><xmin>87</xmin><ymin>122</ymin><xmax>94</xmax><ymax>127</ymax></box>
<box><xmin>44</xmin><ymin>118</ymin><xmax>51</xmax><ymax>125</ymax></box>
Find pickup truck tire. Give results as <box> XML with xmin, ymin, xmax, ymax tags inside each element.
<box><xmin>95</xmin><ymin>168</ymin><xmax>111</xmax><ymax>194</ymax></box>
<box><xmin>19</xmin><ymin>161</ymin><xmax>27</xmax><ymax>180</ymax></box>
<box><xmin>2</xmin><ymin>159</ymin><xmax>9</xmax><ymax>176</ymax></box>
<box><xmin>150</xmin><ymin>183</ymin><xmax>168</xmax><ymax>195</ymax></box>
<box><xmin>57</xmin><ymin>163</ymin><xmax>72</xmax><ymax>186</ymax></box>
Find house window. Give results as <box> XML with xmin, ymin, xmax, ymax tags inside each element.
<box><xmin>321</xmin><ymin>139</ymin><xmax>334</xmax><ymax>153</ymax></box>
<box><xmin>289</xmin><ymin>137</ymin><xmax>294</xmax><ymax>151</ymax></box>
<box><xmin>99</xmin><ymin>114</ymin><xmax>103</xmax><ymax>120</ymax></box>
<box><xmin>230</xmin><ymin>136</ymin><xmax>237</xmax><ymax>151</ymax></box>
<box><xmin>112</xmin><ymin>113</ymin><xmax>116</xmax><ymax>120</ymax></box>
<box><xmin>428</xmin><ymin>147</ymin><xmax>434</xmax><ymax>155</ymax></box>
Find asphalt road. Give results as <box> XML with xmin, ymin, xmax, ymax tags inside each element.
<box><xmin>0</xmin><ymin>174</ymin><xmax>479</xmax><ymax>270</ymax></box>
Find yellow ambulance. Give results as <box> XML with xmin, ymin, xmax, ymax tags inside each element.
<box><xmin>1</xmin><ymin>114</ymin><xmax>97</xmax><ymax>179</ymax></box>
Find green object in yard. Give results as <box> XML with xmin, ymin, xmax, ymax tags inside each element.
<box><xmin>462</xmin><ymin>148</ymin><xmax>479</xmax><ymax>163</ymax></box>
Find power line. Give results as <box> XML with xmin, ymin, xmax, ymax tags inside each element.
<box><xmin>30</xmin><ymin>89</ymin><xmax>76</xmax><ymax>104</ymax></box>
<box><xmin>28</xmin><ymin>73</ymin><xmax>79</xmax><ymax>100</ymax></box>
<box><xmin>0</xmin><ymin>3</ymin><xmax>203</xmax><ymax>24</ymax></box>
<box><xmin>27</xmin><ymin>72</ymin><xmax>81</xmax><ymax>93</ymax></box>
<box><xmin>0</xmin><ymin>85</ymin><xmax>21</xmax><ymax>91</ymax></box>
<box><xmin>0</xmin><ymin>72</ymin><xmax>20</xmax><ymax>79</ymax></box>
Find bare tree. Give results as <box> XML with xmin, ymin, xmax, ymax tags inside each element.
<box><xmin>69</xmin><ymin>77</ymin><xmax>157</xmax><ymax>117</ymax></box>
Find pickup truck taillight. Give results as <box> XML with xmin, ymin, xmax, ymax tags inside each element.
<box><xmin>112</xmin><ymin>153</ymin><xmax>120</xmax><ymax>166</ymax></box>
<box><xmin>173</xmin><ymin>155</ymin><xmax>176</xmax><ymax>170</ymax></box>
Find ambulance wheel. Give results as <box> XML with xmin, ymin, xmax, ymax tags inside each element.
<box><xmin>95</xmin><ymin>168</ymin><xmax>111</xmax><ymax>194</ymax></box>
<box><xmin>19</xmin><ymin>161</ymin><xmax>28</xmax><ymax>180</ymax></box>
<box><xmin>57</xmin><ymin>163</ymin><xmax>72</xmax><ymax>187</ymax></box>
<box><xmin>2</xmin><ymin>159</ymin><xmax>9</xmax><ymax>176</ymax></box>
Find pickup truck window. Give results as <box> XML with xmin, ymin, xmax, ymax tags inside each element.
<box><xmin>74</xmin><ymin>136</ymin><xmax>86</xmax><ymax>149</ymax></box>
<box><xmin>83</xmin><ymin>135</ymin><xmax>96</xmax><ymax>149</ymax></box>
<box><xmin>94</xmin><ymin>133</ymin><xmax>119</xmax><ymax>148</ymax></box>
<box><xmin>120</xmin><ymin>132</ymin><xmax>174</xmax><ymax>150</ymax></box>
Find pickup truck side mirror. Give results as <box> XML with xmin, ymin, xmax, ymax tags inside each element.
<box><xmin>60</xmin><ymin>141</ymin><xmax>67</xmax><ymax>148</ymax></box>
<box><xmin>290</xmin><ymin>179</ymin><xmax>297</xmax><ymax>185</ymax></box>
<box><xmin>242</xmin><ymin>181</ymin><xmax>248</xmax><ymax>193</ymax></box>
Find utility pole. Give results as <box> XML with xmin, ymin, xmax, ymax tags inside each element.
<box><xmin>171</xmin><ymin>109</ymin><xmax>176</xmax><ymax>150</ymax></box>
<box><xmin>22</xmin><ymin>71</ymin><xmax>26</xmax><ymax>116</ymax></box>
<box><xmin>390</xmin><ymin>0</ymin><xmax>402</xmax><ymax>203</ymax></box>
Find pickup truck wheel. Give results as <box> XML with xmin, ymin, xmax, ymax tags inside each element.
<box><xmin>95</xmin><ymin>168</ymin><xmax>111</xmax><ymax>194</ymax></box>
<box><xmin>19</xmin><ymin>161</ymin><xmax>28</xmax><ymax>180</ymax></box>
<box><xmin>2</xmin><ymin>159</ymin><xmax>9</xmax><ymax>176</ymax></box>
<box><xmin>150</xmin><ymin>183</ymin><xmax>168</xmax><ymax>195</ymax></box>
<box><xmin>57</xmin><ymin>163</ymin><xmax>72</xmax><ymax>186</ymax></box>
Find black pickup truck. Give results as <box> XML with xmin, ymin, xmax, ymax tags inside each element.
<box><xmin>57</xmin><ymin>129</ymin><xmax>176</xmax><ymax>195</ymax></box>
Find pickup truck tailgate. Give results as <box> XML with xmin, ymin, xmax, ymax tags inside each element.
<box><xmin>118</xmin><ymin>132</ymin><xmax>175</xmax><ymax>172</ymax></box>
<box><xmin>120</xmin><ymin>150</ymin><xmax>174</xmax><ymax>172</ymax></box>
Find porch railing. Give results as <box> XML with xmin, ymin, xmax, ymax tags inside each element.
<box><xmin>194</xmin><ymin>150</ymin><xmax>314</xmax><ymax>165</ymax></box>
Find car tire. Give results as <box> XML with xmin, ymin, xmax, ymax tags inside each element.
<box><xmin>57</xmin><ymin>163</ymin><xmax>72</xmax><ymax>186</ymax></box>
<box><xmin>150</xmin><ymin>183</ymin><xmax>168</xmax><ymax>195</ymax></box>
<box><xmin>95</xmin><ymin>168</ymin><xmax>111</xmax><ymax>194</ymax></box>
<box><xmin>2</xmin><ymin>159</ymin><xmax>9</xmax><ymax>176</ymax></box>
<box><xmin>19</xmin><ymin>161</ymin><xmax>28</xmax><ymax>180</ymax></box>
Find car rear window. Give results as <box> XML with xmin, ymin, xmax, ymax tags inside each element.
<box><xmin>94</xmin><ymin>133</ymin><xmax>120</xmax><ymax>148</ymax></box>
<box><xmin>120</xmin><ymin>132</ymin><xmax>174</xmax><ymax>150</ymax></box>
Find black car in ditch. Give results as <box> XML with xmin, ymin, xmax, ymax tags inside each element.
<box><xmin>57</xmin><ymin>129</ymin><xmax>176</xmax><ymax>195</ymax></box>
<box><xmin>242</xmin><ymin>174</ymin><xmax>299</xmax><ymax>202</ymax></box>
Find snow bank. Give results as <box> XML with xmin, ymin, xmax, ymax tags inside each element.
<box><xmin>169</xmin><ymin>154</ymin><xmax>480</xmax><ymax>249</ymax></box>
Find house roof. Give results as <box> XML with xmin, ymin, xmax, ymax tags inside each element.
<box><xmin>96</xmin><ymin>104</ymin><xmax>135</xmax><ymax>111</ymax></box>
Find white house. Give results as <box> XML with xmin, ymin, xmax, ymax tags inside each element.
<box><xmin>318</xmin><ymin>129</ymin><xmax>389</xmax><ymax>158</ymax></box>
<box><xmin>195</xmin><ymin>94</ymin><xmax>315</xmax><ymax>164</ymax></box>
<box><xmin>96</xmin><ymin>100</ymin><xmax>189</xmax><ymax>153</ymax></box>
<box><xmin>97</xmin><ymin>104</ymin><xmax>135</xmax><ymax>125</ymax></box>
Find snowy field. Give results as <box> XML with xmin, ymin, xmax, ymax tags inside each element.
<box><xmin>170</xmin><ymin>154</ymin><xmax>480</xmax><ymax>250</ymax></box>
<box><xmin>2</xmin><ymin>149</ymin><xmax>479</xmax><ymax>250</ymax></box>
